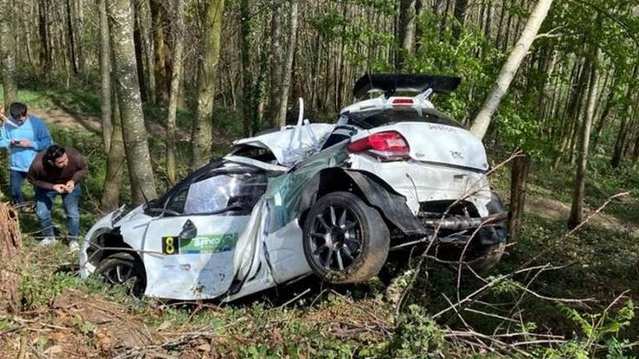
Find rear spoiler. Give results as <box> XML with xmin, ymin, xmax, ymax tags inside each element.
<box><xmin>353</xmin><ymin>73</ymin><xmax>462</xmax><ymax>98</ymax></box>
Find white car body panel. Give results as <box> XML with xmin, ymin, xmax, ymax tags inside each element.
<box><xmin>81</xmin><ymin>188</ymin><xmax>311</xmax><ymax>301</ymax></box>
<box><xmin>234</xmin><ymin>123</ymin><xmax>335</xmax><ymax>166</ymax></box>
<box><xmin>376</xmin><ymin>122</ymin><xmax>489</xmax><ymax>171</ymax></box>
<box><xmin>348</xmin><ymin>122</ymin><xmax>491</xmax><ymax>216</ymax></box>
<box><xmin>141</xmin><ymin>215</ymin><xmax>249</xmax><ymax>300</ymax></box>
<box><xmin>349</xmin><ymin>155</ymin><xmax>492</xmax><ymax>217</ymax></box>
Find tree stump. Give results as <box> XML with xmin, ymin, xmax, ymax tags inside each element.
<box><xmin>0</xmin><ymin>201</ymin><xmax>22</xmax><ymax>314</ymax></box>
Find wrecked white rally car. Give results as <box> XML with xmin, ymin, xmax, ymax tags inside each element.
<box><xmin>80</xmin><ymin>74</ymin><xmax>508</xmax><ymax>301</ymax></box>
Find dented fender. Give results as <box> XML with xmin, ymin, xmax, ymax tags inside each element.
<box><xmin>301</xmin><ymin>168</ymin><xmax>428</xmax><ymax>236</ymax></box>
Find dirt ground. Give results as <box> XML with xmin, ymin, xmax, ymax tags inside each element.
<box><xmin>525</xmin><ymin>195</ymin><xmax>639</xmax><ymax>235</ymax></box>
<box><xmin>0</xmin><ymin>289</ymin><xmax>225</xmax><ymax>358</ymax></box>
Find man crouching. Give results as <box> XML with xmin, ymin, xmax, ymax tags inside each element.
<box><xmin>28</xmin><ymin>145</ymin><xmax>88</xmax><ymax>252</ymax></box>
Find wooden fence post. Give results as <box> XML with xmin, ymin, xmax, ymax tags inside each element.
<box><xmin>508</xmin><ymin>153</ymin><xmax>531</xmax><ymax>242</ymax></box>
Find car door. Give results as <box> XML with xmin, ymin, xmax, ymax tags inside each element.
<box><xmin>141</xmin><ymin>173</ymin><xmax>256</xmax><ymax>300</ymax></box>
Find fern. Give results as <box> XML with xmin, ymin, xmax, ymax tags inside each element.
<box><xmin>551</xmin><ymin>299</ymin><xmax>635</xmax><ymax>358</ymax></box>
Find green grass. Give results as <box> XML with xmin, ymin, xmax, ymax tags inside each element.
<box><xmin>0</xmin><ymin>86</ymin><xmax>101</xmax><ymax>116</ymax></box>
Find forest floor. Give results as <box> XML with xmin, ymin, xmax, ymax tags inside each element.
<box><xmin>1</xmin><ymin>98</ymin><xmax>639</xmax><ymax>358</ymax></box>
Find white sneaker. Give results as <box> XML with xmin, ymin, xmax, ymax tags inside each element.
<box><xmin>39</xmin><ymin>237</ymin><xmax>57</xmax><ymax>246</ymax></box>
<box><xmin>68</xmin><ymin>239</ymin><xmax>79</xmax><ymax>253</ymax></box>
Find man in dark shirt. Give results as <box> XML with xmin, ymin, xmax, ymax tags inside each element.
<box><xmin>28</xmin><ymin>145</ymin><xmax>88</xmax><ymax>251</ymax></box>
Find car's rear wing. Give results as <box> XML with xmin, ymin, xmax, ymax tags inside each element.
<box><xmin>353</xmin><ymin>73</ymin><xmax>461</xmax><ymax>98</ymax></box>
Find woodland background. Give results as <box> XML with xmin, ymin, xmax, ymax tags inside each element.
<box><xmin>0</xmin><ymin>0</ymin><xmax>638</xmax><ymax>358</ymax></box>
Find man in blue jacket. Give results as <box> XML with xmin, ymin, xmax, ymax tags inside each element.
<box><xmin>0</xmin><ymin>102</ymin><xmax>53</xmax><ymax>207</ymax></box>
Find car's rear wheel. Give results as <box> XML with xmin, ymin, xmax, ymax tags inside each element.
<box><xmin>95</xmin><ymin>252</ymin><xmax>146</xmax><ymax>297</ymax></box>
<box><xmin>303</xmin><ymin>191</ymin><xmax>390</xmax><ymax>284</ymax></box>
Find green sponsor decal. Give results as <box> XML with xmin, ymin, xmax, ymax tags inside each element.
<box><xmin>179</xmin><ymin>233</ymin><xmax>239</xmax><ymax>254</ymax></box>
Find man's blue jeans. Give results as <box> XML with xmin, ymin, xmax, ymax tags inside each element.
<box><xmin>9</xmin><ymin>170</ymin><xmax>28</xmax><ymax>205</ymax></box>
<box><xmin>35</xmin><ymin>184</ymin><xmax>81</xmax><ymax>239</ymax></box>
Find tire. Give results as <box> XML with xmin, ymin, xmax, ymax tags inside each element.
<box><xmin>95</xmin><ymin>252</ymin><xmax>146</xmax><ymax>297</ymax></box>
<box><xmin>303</xmin><ymin>191</ymin><xmax>390</xmax><ymax>284</ymax></box>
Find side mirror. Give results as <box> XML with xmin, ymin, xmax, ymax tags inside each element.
<box><xmin>179</xmin><ymin>219</ymin><xmax>197</xmax><ymax>240</ymax></box>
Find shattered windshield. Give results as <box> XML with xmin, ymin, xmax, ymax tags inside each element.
<box><xmin>183</xmin><ymin>173</ymin><xmax>267</xmax><ymax>215</ymax></box>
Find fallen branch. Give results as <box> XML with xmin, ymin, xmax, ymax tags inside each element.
<box><xmin>113</xmin><ymin>328</ymin><xmax>216</xmax><ymax>359</ymax></box>
<box><xmin>446</xmin><ymin>330</ymin><xmax>534</xmax><ymax>357</ymax></box>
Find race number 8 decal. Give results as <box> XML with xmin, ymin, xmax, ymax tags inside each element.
<box><xmin>162</xmin><ymin>236</ymin><xmax>180</xmax><ymax>255</ymax></box>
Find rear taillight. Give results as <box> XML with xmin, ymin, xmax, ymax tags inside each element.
<box><xmin>347</xmin><ymin>131</ymin><xmax>410</xmax><ymax>160</ymax></box>
<box><xmin>391</xmin><ymin>98</ymin><xmax>414</xmax><ymax>106</ymax></box>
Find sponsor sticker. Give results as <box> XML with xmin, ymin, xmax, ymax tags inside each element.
<box><xmin>162</xmin><ymin>233</ymin><xmax>238</xmax><ymax>255</ymax></box>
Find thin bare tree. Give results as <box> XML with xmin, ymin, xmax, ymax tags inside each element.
<box><xmin>0</xmin><ymin>0</ymin><xmax>18</xmax><ymax>108</ymax></box>
<box><xmin>470</xmin><ymin>0</ymin><xmax>556</xmax><ymax>139</ymax></box>
<box><xmin>166</xmin><ymin>0</ymin><xmax>185</xmax><ymax>183</ymax></box>
<box><xmin>191</xmin><ymin>0</ymin><xmax>225</xmax><ymax>169</ymax></box>
<box><xmin>107</xmin><ymin>0</ymin><xmax>158</xmax><ymax>204</ymax></box>
<box><xmin>568</xmin><ymin>48</ymin><xmax>601</xmax><ymax>228</ymax></box>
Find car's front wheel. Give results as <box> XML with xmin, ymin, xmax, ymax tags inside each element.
<box><xmin>95</xmin><ymin>252</ymin><xmax>146</xmax><ymax>297</ymax></box>
<box><xmin>303</xmin><ymin>191</ymin><xmax>390</xmax><ymax>284</ymax></box>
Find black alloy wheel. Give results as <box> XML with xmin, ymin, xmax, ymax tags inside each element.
<box><xmin>303</xmin><ymin>191</ymin><xmax>390</xmax><ymax>284</ymax></box>
<box><xmin>95</xmin><ymin>252</ymin><xmax>146</xmax><ymax>297</ymax></box>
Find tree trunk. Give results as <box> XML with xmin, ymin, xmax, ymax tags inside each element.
<box><xmin>414</xmin><ymin>0</ymin><xmax>424</xmax><ymax>52</ymax></box>
<box><xmin>190</xmin><ymin>0</ymin><xmax>225</xmax><ymax>169</ymax></box>
<box><xmin>501</xmin><ymin>0</ymin><xmax>514</xmax><ymax>51</ymax></box>
<box><xmin>568</xmin><ymin>56</ymin><xmax>594</xmax><ymax>166</ymax></box>
<box><xmin>591</xmin><ymin>74</ymin><xmax>616</xmax><ymax>151</ymax></box>
<box><xmin>0</xmin><ymin>0</ymin><xmax>18</xmax><ymax>108</ymax></box>
<box><xmin>75</xmin><ymin>0</ymin><xmax>85</xmax><ymax>75</ymax></box>
<box><xmin>494</xmin><ymin>0</ymin><xmax>507</xmax><ymax>48</ymax></box>
<box><xmin>133</xmin><ymin>4</ymin><xmax>149</xmax><ymax>103</ymax></box>
<box><xmin>470</xmin><ymin>0</ymin><xmax>555</xmax><ymax>140</ymax></box>
<box><xmin>267</xmin><ymin>0</ymin><xmax>284</xmax><ymax>128</ymax></box>
<box><xmin>439</xmin><ymin>0</ymin><xmax>451</xmax><ymax>41</ymax></box>
<box><xmin>138</xmin><ymin>0</ymin><xmax>156</xmax><ymax>103</ymax></box>
<box><xmin>166</xmin><ymin>0</ymin><xmax>185</xmax><ymax>184</ymax></box>
<box><xmin>568</xmin><ymin>49</ymin><xmax>600</xmax><ymax>229</ymax></box>
<box><xmin>508</xmin><ymin>153</ymin><xmax>531</xmax><ymax>242</ymax></box>
<box><xmin>38</xmin><ymin>0</ymin><xmax>52</xmax><ymax>78</ymax></box>
<box><xmin>239</xmin><ymin>0</ymin><xmax>251</xmax><ymax>135</ymax></box>
<box><xmin>396</xmin><ymin>0</ymin><xmax>416</xmax><ymax>70</ymax></box>
<box><xmin>23</xmin><ymin>0</ymin><xmax>35</xmax><ymax>68</ymax></box>
<box><xmin>276</xmin><ymin>0</ymin><xmax>299</xmax><ymax>127</ymax></box>
<box><xmin>65</xmin><ymin>0</ymin><xmax>78</xmax><ymax>75</ymax></box>
<box><xmin>100</xmin><ymin>96</ymin><xmax>125</xmax><ymax>212</ymax></box>
<box><xmin>484</xmin><ymin>0</ymin><xmax>493</xmax><ymax>40</ymax></box>
<box><xmin>452</xmin><ymin>0</ymin><xmax>469</xmax><ymax>40</ymax></box>
<box><xmin>611</xmin><ymin>111</ymin><xmax>632</xmax><ymax>169</ymax></box>
<box><xmin>0</xmin><ymin>201</ymin><xmax>21</xmax><ymax>314</ymax></box>
<box><xmin>150</xmin><ymin>0</ymin><xmax>170</xmax><ymax>105</ymax></box>
<box><xmin>99</xmin><ymin>0</ymin><xmax>113</xmax><ymax>152</ymax></box>
<box><xmin>611</xmin><ymin>64</ymin><xmax>638</xmax><ymax>168</ymax></box>
<box><xmin>552</xmin><ymin>57</ymin><xmax>584</xmax><ymax>167</ymax></box>
<box><xmin>107</xmin><ymin>0</ymin><xmax>158</xmax><ymax>205</ymax></box>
